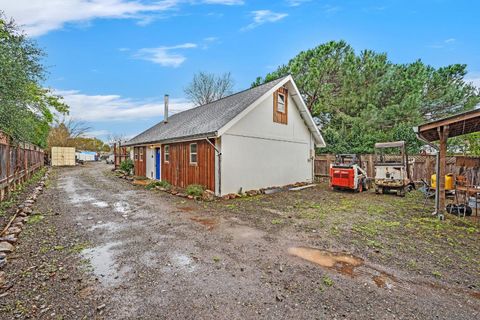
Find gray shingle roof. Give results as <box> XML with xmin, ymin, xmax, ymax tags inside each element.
<box><xmin>125</xmin><ymin>76</ymin><xmax>288</xmax><ymax>146</ymax></box>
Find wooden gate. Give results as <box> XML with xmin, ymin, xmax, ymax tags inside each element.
<box><xmin>133</xmin><ymin>146</ymin><xmax>146</xmax><ymax>177</ymax></box>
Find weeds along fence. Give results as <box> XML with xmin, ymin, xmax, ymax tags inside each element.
<box><xmin>0</xmin><ymin>131</ymin><xmax>45</xmax><ymax>201</ymax></box>
<box><xmin>315</xmin><ymin>154</ymin><xmax>480</xmax><ymax>183</ymax></box>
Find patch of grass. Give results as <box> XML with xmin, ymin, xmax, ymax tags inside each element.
<box><xmin>70</xmin><ymin>242</ymin><xmax>90</xmax><ymax>253</ymax></box>
<box><xmin>27</xmin><ymin>214</ymin><xmax>44</xmax><ymax>224</ymax></box>
<box><xmin>212</xmin><ymin>256</ymin><xmax>220</xmax><ymax>263</ymax></box>
<box><xmin>432</xmin><ymin>270</ymin><xmax>442</xmax><ymax>278</ymax></box>
<box><xmin>53</xmin><ymin>245</ymin><xmax>65</xmax><ymax>251</ymax></box>
<box><xmin>145</xmin><ymin>180</ymin><xmax>171</xmax><ymax>190</ymax></box>
<box><xmin>322</xmin><ymin>275</ymin><xmax>334</xmax><ymax>287</ymax></box>
<box><xmin>186</xmin><ymin>184</ymin><xmax>205</xmax><ymax>197</ymax></box>
<box><xmin>271</xmin><ymin>218</ymin><xmax>284</xmax><ymax>225</ymax></box>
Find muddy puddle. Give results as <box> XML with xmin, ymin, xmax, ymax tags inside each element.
<box><xmin>288</xmin><ymin>247</ymin><xmax>363</xmax><ymax>276</ymax></box>
<box><xmin>82</xmin><ymin>241</ymin><xmax>129</xmax><ymax>286</ymax></box>
<box><xmin>190</xmin><ymin>217</ymin><xmax>217</xmax><ymax>230</ymax></box>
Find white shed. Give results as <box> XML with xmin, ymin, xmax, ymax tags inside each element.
<box><xmin>51</xmin><ymin>147</ymin><xmax>75</xmax><ymax>166</ymax></box>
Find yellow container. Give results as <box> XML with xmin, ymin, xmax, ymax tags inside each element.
<box><xmin>431</xmin><ymin>174</ymin><xmax>454</xmax><ymax>190</ymax></box>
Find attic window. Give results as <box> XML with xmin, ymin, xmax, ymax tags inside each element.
<box><xmin>164</xmin><ymin>145</ymin><xmax>170</xmax><ymax>163</ymax></box>
<box><xmin>190</xmin><ymin>143</ymin><xmax>197</xmax><ymax>165</ymax></box>
<box><xmin>277</xmin><ymin>93</ymin><xmax>286</xmax><ymax>113</ymax></box>
<box><xmin>273</xmin><ymin>88</ymin><xmax>288</xmax><ymax>125</ymax></box>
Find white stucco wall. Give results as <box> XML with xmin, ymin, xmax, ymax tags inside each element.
<box><xmin>220</xmin><ymin>92</ymin><xmax>314</xmax><ymax>195</ymax></box>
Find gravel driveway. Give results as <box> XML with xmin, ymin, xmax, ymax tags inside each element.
<box><xmin>2</xmin><ymin>162</ymin><xmax>478</xmax><ymax>319</ymax></box>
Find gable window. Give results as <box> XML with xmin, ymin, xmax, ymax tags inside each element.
<box><xmin>273</xmin><ymin>88</ymin><xmax>288</xmax><ymax>125</ymax></box>
<box><xmin>190</xmin><ymin>143</ymin><xmax>197</xmax><ymax>165</ymax></box>
<box><xmin>277</xmin><ymin>92</ymin><xmax>286</xmax><ymax>113</ymax></box>
<box><xmin>164</xmin><ymin>145</ymin><xmax>170</xmax><ymax>163</ymax></box>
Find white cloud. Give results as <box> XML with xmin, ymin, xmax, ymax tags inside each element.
<box><xmin>0</xmin><ymin>0</ymin><xmax>244</xmax><ymax>37</ymax></box>
<box><xmin>202</xmin><ymin>0</ymin><xmax>244</xmax><ymax>4</ymax></box>
<box><xmin>242</xmin><ymin>10</ymin><xmax>288</xmax><ymax>31</ymax></box>
<box><xmin>0</xmin><ymin>0</ymin><xmax>180</xmax><ymax>36</ymax></box>
<box><xmin>428</xmin><ymin>38</ymin><xmax>456</xmax><ymax>49</ymax></box>
<box><xmin>323</xmin><ymin>5</ymin><xmax>341</xmax><ymax>14</ymax></box>
<box><xmin>286</xmin><ymin>0</ymin><xmax>311</xmax><ymax>7</ymax></box>
<box><xmin>56</xmin><ymin>89</ymin><xmax>193</xmax><ymax>122</ymax></box>
<box><xmin>134</xmin><ymin>43</ymin><xmax>197</xmax><ymax>67</ymax></box>
<box><xmin>466</xmin><ymin>76</ymin><xmax>480</xmax><ymax>89</ymax></box>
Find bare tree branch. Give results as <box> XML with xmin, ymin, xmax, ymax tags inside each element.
<box><xmin>184</xmin><ymin>72</ymin><xmax>234</xmax><ymax>106</ymax></box>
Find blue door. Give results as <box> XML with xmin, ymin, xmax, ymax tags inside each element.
<box><xmin>155</xmin><ymin>148</ymin><xmax>161</xmax><ymax>180</ymax></box>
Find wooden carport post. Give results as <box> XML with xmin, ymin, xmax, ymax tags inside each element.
<box><xmin>437</xmin><ymin>126</ymin><xmax>449</xmax><ymax>216</ymax></box>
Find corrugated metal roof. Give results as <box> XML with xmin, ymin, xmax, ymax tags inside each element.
<box><xmin>124</xmin><ymin>76</ymin><xmax>288</xmax><ymax>146</ymax></box>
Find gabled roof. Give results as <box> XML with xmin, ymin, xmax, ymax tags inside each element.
<box><xmin>125</xmin><ymin>75</ymin><xmax>325</xmax><ymax>147</ymax></box>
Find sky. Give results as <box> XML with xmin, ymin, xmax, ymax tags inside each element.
<box><xmin>1</xmin><ymin>0</ymin><xmax>479</xmax><ymax>141</ymax></box>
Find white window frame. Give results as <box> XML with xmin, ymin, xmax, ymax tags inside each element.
<box><xmin>277</xmin><ymin>92</ymin><xmax>286</xmax><ymax>113</ymax></box>
<box><xmin>189</xmin><ymin>143</ymin><xmax>198</xmax><ymax>165</ymax></box>
<box><xmin>164</xmin><ymin>145</ymin><xmax>170</xmax><ymax>163</ymax></box>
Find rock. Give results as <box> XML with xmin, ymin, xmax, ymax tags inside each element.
<box><xmin>0</xmin><ymin>235</ymin><xmax>17</xmax><ymax>244</ymax></box>
<box><xmin>6</xmin><ymin>226</ymin><xmax>22</xmax><ymax>235</ymax></box>
<box><xmin>0</xmin><ymin>242</ymin><xmax>15</xmax><ymax>253</ymax></box>
<box><xmin>222</xmin><ymin>194</ymin><xmax>230</xmax><ymax>200</ymax></box>
<box><xmin>25</xmin><ymin>199</ymin><xmax>35</xmax><ymax>204</ymax></box>
<box><xmin>177</xmin><ymin>193</ymin><xmax>187</xmax><ymax>198</ymax></box>
<box><xmin>202</xmin><ymin>190</ymin><xmax>215</xmax><ymax>201</ymax></box>
<box><xmin>0</xmin><ymin>257</ymin><xmax>6</xmax><ymax>269</ymax></box>
<box><xmin>0</xmin><ymin>271</ymin><xmax>6</xmax><ymax>286</ymax></box>
<box><xmin>23</xmin><ymin>207</ymin><xmax>33</xmax><ymax>214</ymax></box>
<box><xmin>13</xmin><ymin>217</ymin><xmax>26</xmax><ymax>224</ymax></box>
<box><xmin>87</xmin><ymin>217</ymin><xmax>93</xmax><ymax>220</ymax></box>
<box><xmin>187</xmin><ymin>195</ymin><xmax>194</xmax><ymax>200</ymax></box>
<box><xmin>12</xmin><ymin>222</ymin><xmax>23</xmax><ymax>228</ymax></box>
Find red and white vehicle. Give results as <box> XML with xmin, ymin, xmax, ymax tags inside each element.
<box><xmin>329</xmin><ymin>154</ymin><xmax>368</xmax><ymax>192</ymax></box>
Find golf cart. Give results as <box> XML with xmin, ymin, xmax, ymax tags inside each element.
<box><xmin>374</xmin><ymin>141</ymin><xmax>415</xmax><ymax>197</ymax></box>
<box><xmin>330</xmin><ymin>154</ymin><xmax>368</xmax><ymax>192</ymax></box>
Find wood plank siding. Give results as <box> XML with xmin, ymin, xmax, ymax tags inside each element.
<box><xmin>133</xmin><ymin>146</ymin><xmax>147</xmax><ymax>177</ymax></box>
<box><xmin>273</xmin><ymin>87</ymin><xmax>288</xmax><ymax>125</ymax></box>
<box><xmin>161</xmin><ymin>139</ymin><xmax>215</xmax><ymax>191</ymax></box>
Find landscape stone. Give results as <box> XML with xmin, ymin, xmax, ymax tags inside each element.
<box><xmin>0</xmin><ymin>242</ymin><xmax>15</xmax><ymax>253</ymax></box>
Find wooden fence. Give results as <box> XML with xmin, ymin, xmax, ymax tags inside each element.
<box><xmin>315</xmin><ymin>154</ymin><xmax>480</xmax><ymax>183</ymax></box>
<box><xmin>113</xmin><ymin>143</ymin><xmax>130</xmax><ymax>169</ymax></box>
<box><xmin>0</xmin><ymin>132</ymin><xmax>45</xmax><ymax>201</ymax></box>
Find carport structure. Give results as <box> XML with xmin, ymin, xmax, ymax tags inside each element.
<box><xmin>414</xmin><ymin>109</ymin><xmax>480</xmax><ymax>217</ymax></box>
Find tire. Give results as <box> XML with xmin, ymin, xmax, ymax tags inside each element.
<box><xmin>363</xmin><ymin>179</ymin><xmax>368</xmax><ymax>191</ymax></box>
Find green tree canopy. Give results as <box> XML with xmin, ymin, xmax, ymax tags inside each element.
<box><xmin>252</xmin><ymin>40</ymin><xmax>479</xmax><ymax>154</ymax></box>
<box><xmin>0</xmin><ymin>13</ymin><xmax>68</xmax><ymax>148</ymax></box>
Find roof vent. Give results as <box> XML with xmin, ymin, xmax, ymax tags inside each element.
<box><xmin>164</xmin><ymin>94</ymin><xmax>169</xmax><ymax>123</ymax></box>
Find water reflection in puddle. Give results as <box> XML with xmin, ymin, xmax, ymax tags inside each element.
<box><xmin>288</xmin><ymin>247</ymin><xmax>363</xmax><ymax>277</ymax></box>
<box><xmin>92</xmin><ymin>201</ymin><xmax>109</xmax><ymax>208</ymax></box>
<box><xmin>114</xmin><ymin>201</ymin><xmax>130</xmax><ymax>214</ymax></box>
<box><xmin>82</xmin><ymin>242</ymin><xmax>124</xmax><ymax>285</ymax></box>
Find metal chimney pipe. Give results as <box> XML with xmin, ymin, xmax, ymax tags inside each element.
<box><xmin>164</xmin><ymin>94</ymin><xmax>169</xmax><ymax>123</ymax></box>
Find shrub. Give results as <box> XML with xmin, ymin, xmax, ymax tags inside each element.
<box><xmin>145</xmin><ymin>180</ymin><xmax>171</xmax><ymax>190</ymax></box>
<box><xmin>186</xmin><ymin>184</ymin><xmax>205</xmax><ymax>197</ymax></box>
<box><xmin>120</xmin><ymin>159</ymin><xmax>134</xmax><ymax>174</ymax></box>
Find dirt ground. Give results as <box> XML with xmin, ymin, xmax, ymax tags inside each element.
<box><xmin>1</xmin><ymin>162</ymin><xmax>479</xmax><ymax>319</ymax></box>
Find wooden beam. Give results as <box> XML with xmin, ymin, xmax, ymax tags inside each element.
<box><xmin>438</xmin><ymin>125</ymin><xmax>449</xmax><ymax>215</ymax></box>
<box><xmin>418</xmin><ymin>109</ymin><xmax>480</xmax><ymax>133</ymax></box>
